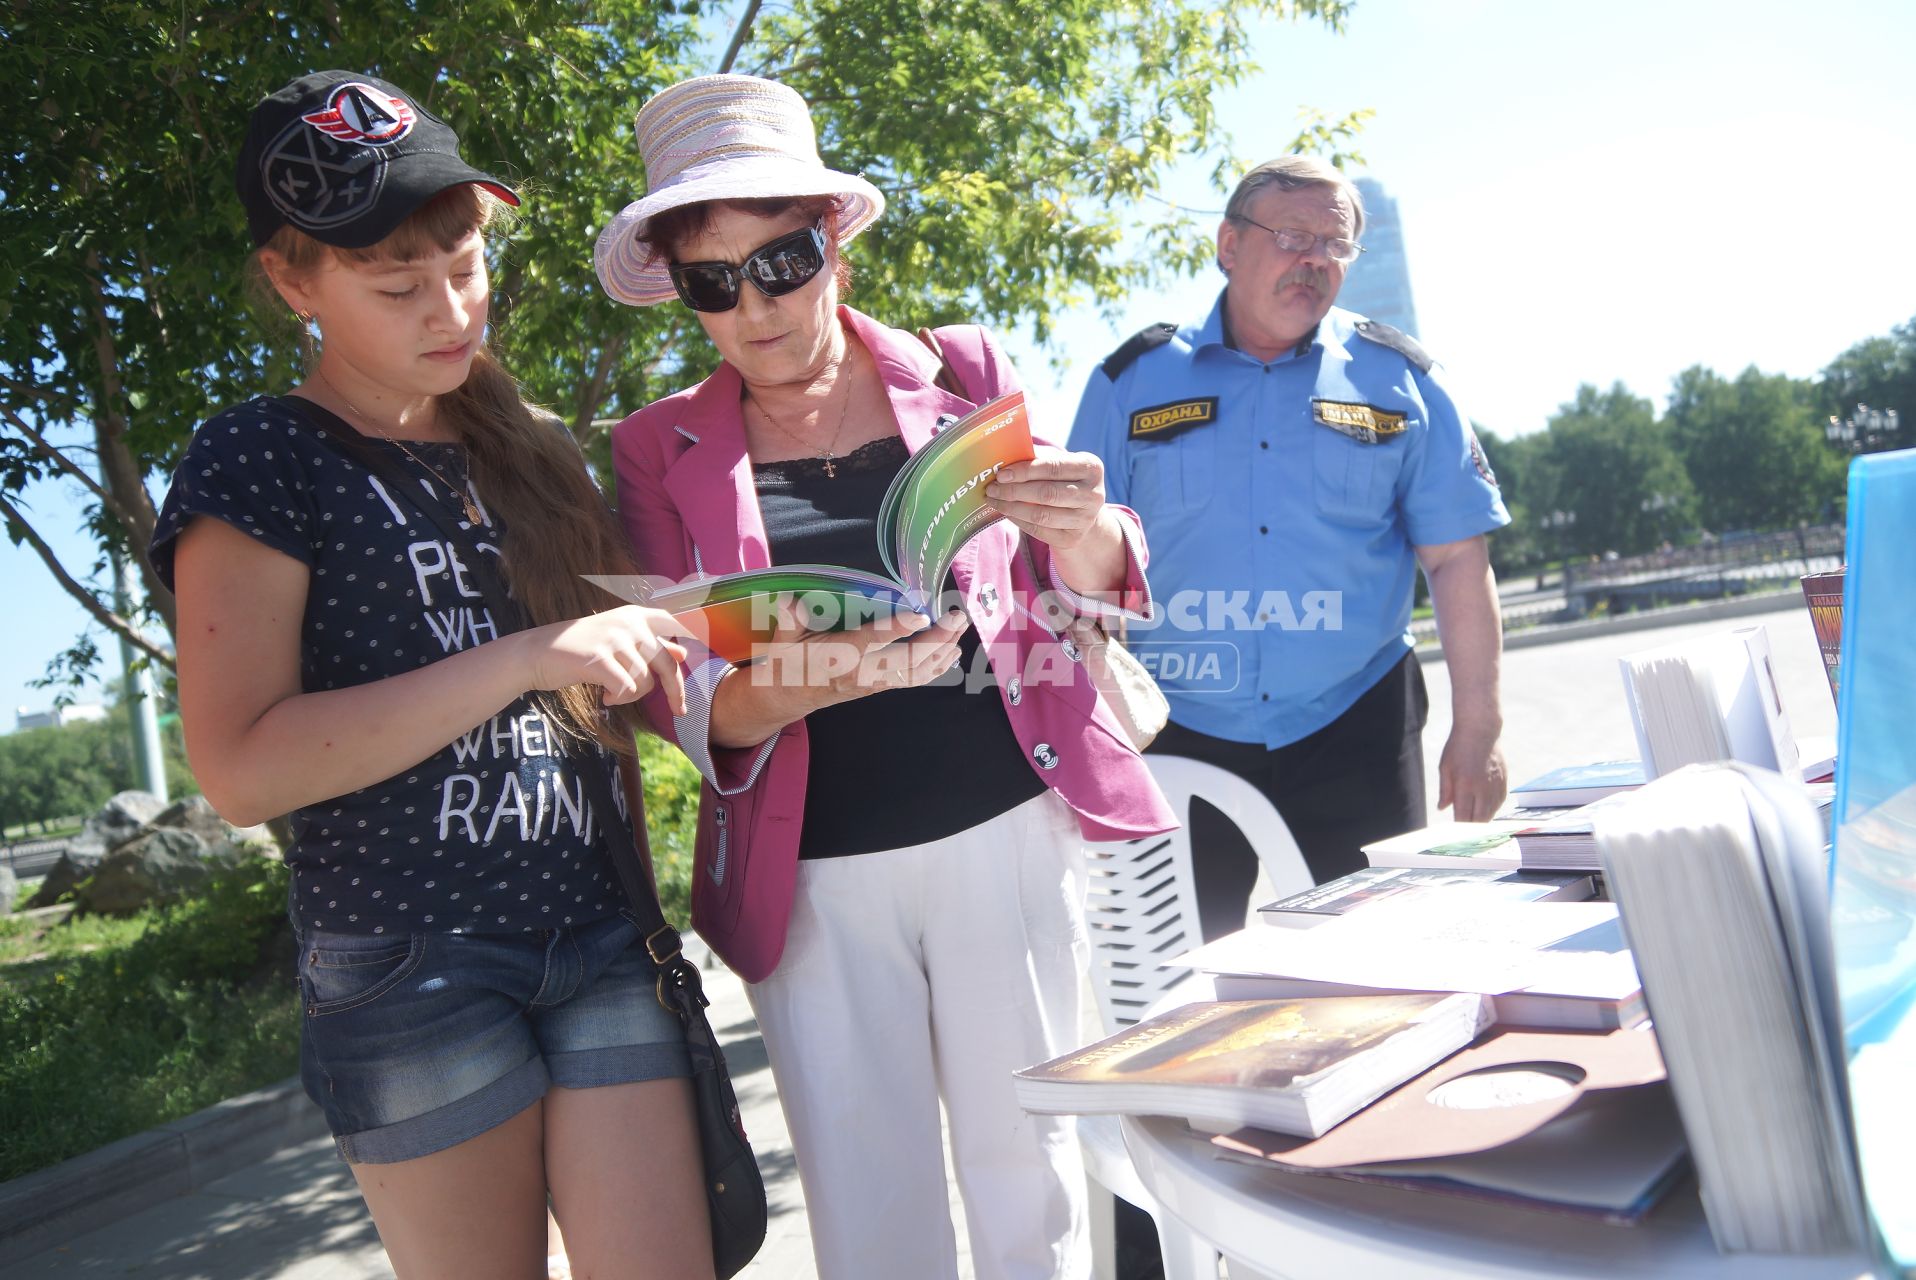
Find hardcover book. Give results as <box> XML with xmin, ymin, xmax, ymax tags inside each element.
<box><xmin>1508</xmin><ymin>759</ymin><xmax>1645</xmax><ymax>808</ymax></box>
<box><xmin>593</xmin><ymin>391</ymin><xmax>1034</xmax><ymax>663</ymax></box>
<box><xmin>1256</xmin><ymin>868</ymin><xmax>1595</xmax><ymax>929</ymax></box>
<box><xmin>1800</xmin><ymin>567</ymin><xmax>1845</xmax><ymax>708</ymax></box>
<box><xmin>1012</xmin><ymin>993</ymin><xmax>1488</xmax><ymax>1139</ymax></box>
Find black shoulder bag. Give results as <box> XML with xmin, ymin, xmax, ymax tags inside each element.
<box><xmin>284</xmin><ymin>397</ymin><xmax>767</xmax><ymax>1277</ymax></box>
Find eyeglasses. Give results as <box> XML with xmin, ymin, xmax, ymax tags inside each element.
<box><xmin>668</xmin><ymin>225</ymin><xmax>830</xmax><ymax>313</ymax></box>
<box><xmin>1231</xmin><ymin>214</ymin><xmax>1364</xmax><ymax>265</ymax></box>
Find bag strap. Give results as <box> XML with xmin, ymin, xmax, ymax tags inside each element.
<box><xmin>278</xmin><ymin>396</ymin><xmax>687</xmax><ymax>968</ymax></box>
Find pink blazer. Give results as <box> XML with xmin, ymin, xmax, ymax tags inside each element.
<box><xmin>614</xmin><ymin>306</ymin><xmax>1176</xmax><ymax>980</ymax></box>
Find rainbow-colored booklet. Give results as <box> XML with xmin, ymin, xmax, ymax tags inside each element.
<box><xmin>612</xmin><ymin>391</ymin><xmax>1033</xmax><ymax>664</ymax></box>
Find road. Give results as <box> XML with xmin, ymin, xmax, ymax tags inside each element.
<box><xmin>1421</xmin><ymin>596</ymin><xmax>1834</xmax><ymax>813</ymax></box>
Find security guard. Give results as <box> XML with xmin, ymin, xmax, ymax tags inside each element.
<box><xmin>1069</xmin><ymin>155</ymin><xmax>1511</xmax><ymax>940</ymax></box>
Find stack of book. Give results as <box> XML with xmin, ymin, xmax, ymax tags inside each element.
<box><xmin>1597</xmin><ymin>762</ymin><xmax>1865</xmax><ymax>1255</ymax></box>
<box><xmin>1183</xmin><ymin>897</ymin><xmax>1646</xmax><ymax>1032</ymax></box>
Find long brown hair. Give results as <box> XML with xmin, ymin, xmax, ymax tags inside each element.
<box><xmin>257</xmin><ymin>187</ymin><xmax>641</xmax><ymax>753</ymax></box>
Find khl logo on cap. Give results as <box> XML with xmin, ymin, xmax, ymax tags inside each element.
<box><xmin>301</xmin><ymin>83</ymin><xmax>416</xmax><ymax>145</ymax></box>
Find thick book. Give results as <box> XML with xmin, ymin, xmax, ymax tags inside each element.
<box><xmin>593</xmin><ymin>392</ymin><xmax>1034</xmax><ymax>663</ymax></box>
<box><xmin>1618</xmin><ymin>623</ymin><xmax>1800</xmax><ymax>782</ymax></box>
<box><xmin>1597</xmin><ymin>762</ymin><xmax>1866</xmax><ymax>1255</ymax></box>
<box><xmin>1511</xmin><ymin>791</ymin><xmax>1642</xmax><ymax>872</ymax></box>
<box><xmin>1012</xmin><ymin>993</ymin><xmax>1488</xmax><ymax>1138</ymax></box>
<box><xmin>1188</xmin><ymin>899</ymin><xmax>1646</xmax><ymax>1032</ymax></box>
<box><xmin>1507</xmin><ymin>759</ymin><xmax>1645</xmax><ymax>808</ymax></box>
<box><xmin>1358</xmin><ymin>821</ymin><xmax>1529</xmax><ymax>872</ymax></box>
<box><xmin>1256</xmin><ymin>867</ymin><xmax>1595</xmax><ymax>929</ymax></box>
<box><xmin>1799</xmin><ymin>566</ymin><xmax>1844</xmax><ymax>708</ymax></box>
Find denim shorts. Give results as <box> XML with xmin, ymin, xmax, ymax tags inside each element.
<box><xmin>296</xmin><ymin>912</ymin><xmax>692</xmax><ymax>1164</ymax></box>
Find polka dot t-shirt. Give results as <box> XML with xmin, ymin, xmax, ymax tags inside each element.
<box><xmin>150</xmin><ymin>396</ymin><xmax>627</xmax><ymax>936</ymax></box>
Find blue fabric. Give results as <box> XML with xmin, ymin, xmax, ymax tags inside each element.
<box><xmin>1069</xmin><ymin>294</ymin><xmax>1508</xmax><ymax>748</ymax></box>
<box><xmin>149</xmin><ymin>396</ymin><xmax>626</xmax><ymax>935</ymax></box>
<box><xmin>297</xmin><ymin>914</ymin><xmax>691</xmax><ymax>1163</ymax></box>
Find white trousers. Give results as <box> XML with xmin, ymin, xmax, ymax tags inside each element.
<box><xmin>746</xmin><ymin>791</ymin><xmax>1092</xmax><ymax>1280</ymax></box>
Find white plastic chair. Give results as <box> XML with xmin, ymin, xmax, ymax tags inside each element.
<box><xmin>1078</xmin><ymin>754</ymin><xmax>1308</xmax><ymax>1280</ymax></box>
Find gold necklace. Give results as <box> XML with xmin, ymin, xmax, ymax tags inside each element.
<box><xmin>314</xmin><ymin>369</ymin><xmax>483</xmax><ymax>524</ymax></box>
<box><xmin>749</xmin><ymin>351</ymin><xmax>855</xmax><ymax>478</ymax></box>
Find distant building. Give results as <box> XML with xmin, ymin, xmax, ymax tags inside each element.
<box><xmin>1343</xmin><ymin>176</ymin><xmax>1421</xmax><ymax>339</ymax></box>
<box><xmin>14</xmin><ymin>703</ymin><xmax>108</xmax><ymax>732</ymax></box>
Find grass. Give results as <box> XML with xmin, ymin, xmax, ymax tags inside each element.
<box><xmin>0</xmin><ymin>857</ymin><xmax>300</xmax><ymax>1181</ymax></box>
<box><xmin>2</xmin><ymin>820</ymin><xmax>82</xmax><ymax>842</ymax></box>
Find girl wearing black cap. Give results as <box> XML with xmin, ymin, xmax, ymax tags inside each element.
<box><xmin>150</xmin><ymin>72</ymin><xmax>713</xmax><ymax>1279</ymax></box>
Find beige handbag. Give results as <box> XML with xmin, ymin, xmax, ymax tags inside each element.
<box><xmin>1018</xmin><ymin>541</ymin><xmax>1170</xmax><ymax>751</ymax></box>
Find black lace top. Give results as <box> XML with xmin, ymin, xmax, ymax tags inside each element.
<box><xmin>752</xmin><ymin>435</ymin><xmax>1045</xmax><ymax>857</ymax></box>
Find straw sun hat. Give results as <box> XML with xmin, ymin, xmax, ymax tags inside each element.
<box><xmin>594</xmin><ymin>74</ymin><xmax>886</xmax><ymax>308</ymax></box>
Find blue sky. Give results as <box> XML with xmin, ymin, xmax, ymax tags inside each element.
<box><xmin>5</xmin><ymin>0</ymin><xmax>1912</xmax><ymax>724</ymax></box>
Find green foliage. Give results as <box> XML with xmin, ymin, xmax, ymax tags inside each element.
<box><xmin>0</xmin><ymin>857</ymin><xmax>298</xmax><ymax>1180</ymax></box>
<box><xmin>3</xmin><ymin>0</ymin><xmax>1357</xmax><ymax>688</ymax></box>
<box><xmin>1528</xmin><ymin>383</ymin><xmax>1694</xmax><ymax>559</ymax></box>
<box><xmin>638</xmin><ymin>731</ymin><xmax>702</xmax><ymax>931</ymax></box>
<box><xmin>1665</xmin><ymin>365</ymin><xmax>1845</xmax><ymax>532</ymax></box>
<box><xmin>0</xmin><ymin>702</ymin><xmax>195</xmax><ymax>833</ymax></box>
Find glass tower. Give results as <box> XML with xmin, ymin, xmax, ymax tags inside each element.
<box><xmin>1340</xmin><ymin>176</ymin><xmax>1421</xmax><ymax>339</ymax></box>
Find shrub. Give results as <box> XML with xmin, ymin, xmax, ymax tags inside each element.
<box><xmin>638</xmin><ymin>733</ymin><xmax>701</xmax><ymax>932</ymax></box>
<box><xmin>0</xmin><ymin>856</ymin><xmax>297</xmax><ymax>1180</ymax></box>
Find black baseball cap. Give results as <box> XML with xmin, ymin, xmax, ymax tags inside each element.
<box><xmin>235</xmin><ymin>70</ymin><xmax>520</xmax><ymax>249</ymax></box>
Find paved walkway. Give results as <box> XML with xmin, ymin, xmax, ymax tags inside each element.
<box><xmin>6</xmin><ymin>598</ymin><xmax>1833</xmax><ymax>1278</ymax></box>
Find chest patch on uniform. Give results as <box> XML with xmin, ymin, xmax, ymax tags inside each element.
<box><xmin>1312</xmin><ymin>399</ymin><xmax>1407</xmax><ymax>445</ymax></box>
<box><xmin>1129</xmin><ymin>397</ymin><xmax>1217</xmax><ymax>440</ymax></box>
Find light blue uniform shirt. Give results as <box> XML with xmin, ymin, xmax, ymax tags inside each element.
<box><xmin>1069</xmin><ymin>294</ymin><xmax>1509</xmax><ymax>748</ymax></box>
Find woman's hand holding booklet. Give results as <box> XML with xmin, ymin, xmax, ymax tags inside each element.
<box><xmin>593</xmin><ymin>391</ymin><xmax>1034</xmax><ymax>664</ymax></box>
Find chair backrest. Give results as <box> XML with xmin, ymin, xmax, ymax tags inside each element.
<box><xmin>1082</xmin><ymin>755</ymin><xmax>1309</xmax><ymax>1032</ymax></box>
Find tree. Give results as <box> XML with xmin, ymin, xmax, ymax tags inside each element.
<box><xmin>1820</xmin><ymin>316</ymin><xmax>1916</xmax><ymax>453</ymax></box>
<box><xmin>1532</xmin><ymin>383</ymin><xmax>1693</xmax><ymax>559</ymax></box>
<box><xmin>1664</xmin><ymin>365</ymin><xmax>1844</xmax><ymax>533</ymax></box>
<box><xmin>2</xmin><ymin>0</ymin><xmax>1360</xmax><ymax>691</ymax></box>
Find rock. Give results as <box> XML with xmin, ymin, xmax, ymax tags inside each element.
<box><xmin>152</xmin><ymin>794</ymin><xmax>270</xmax><ymax>850</ymax></box>
<box><xmin>0</xmin><ymin>863</ymin><xmax>16</xmax><ymax>914</ymax></box>
<box><xmin>69</xmin><ymin>790</ymin><xmax>169</xmax><ymax>857</ymax></box>
<box><xmin>74</xmin><ymin>828</ymin><xmax>244</xmax><ymax>916</ymax></box>
<box><xmin>23</xmin><ymin>849</ymin><xmax>102</xmax><ymax>908</ymax></box>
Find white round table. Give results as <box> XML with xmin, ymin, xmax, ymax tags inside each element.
<box><xmin>1118</xmin><ymin>976</ymin><xmax>1874</xmax><ymax>1279</ymax></box>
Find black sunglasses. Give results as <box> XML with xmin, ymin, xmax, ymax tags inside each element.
<box><xmin>668</xmin><ymin>225</ymin><xmax>830</xmax><ymax>313</ymax></box>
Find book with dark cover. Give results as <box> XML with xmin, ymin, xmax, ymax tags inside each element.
<box><xmin>1257</xmin><ymin>868</ymin><xmax>1595</xmax><ymax>929</ymax></box>
<box><xmin>1013</xmin><ymin>993</ymin><xmax>1487</xmax><ymax>1138</ymax></box>
<box><xmin>1801</xmin><ymin>567</ymin><xmax>1845</xmax><ymax>708</ymax></box>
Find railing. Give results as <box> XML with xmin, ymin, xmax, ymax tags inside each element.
<box><xmin>1566</xmin><ymin>524</ymin><xmax>1845</xmax><ymax>590</ymax></box>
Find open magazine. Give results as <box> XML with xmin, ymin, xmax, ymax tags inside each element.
<box><xmin>597</xmin><ymin>391</ymin><xmax>1033</xmax><ymax>664</ymax></box>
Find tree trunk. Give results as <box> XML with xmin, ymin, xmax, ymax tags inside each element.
<box><xmin>85</xmin><ymin>249</ymin><xmax>176</xmax><ymax>638</ymax></box>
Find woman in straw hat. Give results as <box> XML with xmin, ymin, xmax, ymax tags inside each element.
<box><xmin>596</xmin><ymin>74</ymin><xmax>1174</xmax><ymax>1280</ymax></box>
<box><xmin>153</xmin><ymin>71</ymin><xmax>712</xmax><ymax>1279</ymax></box>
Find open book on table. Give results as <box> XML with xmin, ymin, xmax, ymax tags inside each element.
<box><xmin>596</xmin><ymin>391</ymin><xmax>1034</xmax><ymax>664</ymax></box>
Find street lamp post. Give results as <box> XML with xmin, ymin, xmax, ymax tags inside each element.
<box><xmin>1826</xmin><ymin>404</ymin><xmax>1901</xmax><ymax>453</ymax></box>
<box><xmin>1542</xmin><ymin>509</ymin><xmax>1577</xmax><ymax>605</ymax></box>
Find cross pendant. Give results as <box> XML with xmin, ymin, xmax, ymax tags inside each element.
<box><xmin>822</xmin><ymin>454</ymin><xmax>837</xmax><ymax>479</ymax></box>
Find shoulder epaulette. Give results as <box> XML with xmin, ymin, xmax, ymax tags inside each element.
<box><xmin>1101</xmin><ymin>322</ymin><xmax>1179</xmax><ymax>380</ymax></box>
<box><xmin>1352</xmin><ymin>320</ymin><xmax>1434</xmax><ymax>374</ymax></box>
